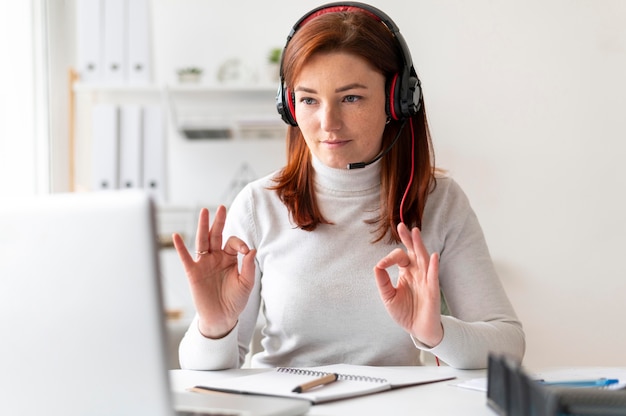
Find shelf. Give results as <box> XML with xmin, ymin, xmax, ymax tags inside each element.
<box><xmin>72</xmin><ymin>80</ymin><xmax>286</xmax><ymax>141</ymax></box>
<box><xmin>73</xmin><ymin>82</ymin><xmax>278</xmax><ymax>94</ymax></box>
<box><xmin>166</xmin><ymin>83</ymin><xmax>278</xmax><ymax>93</ymax></box>
<box><xmin>73</xmin><ymin>82</ymin><xmax>161</xmax><ymax>94</ymax></box>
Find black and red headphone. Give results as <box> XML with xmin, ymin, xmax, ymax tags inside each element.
<box><xmin>276</xmin><ymin>2</ymin><xmax>422</xmax><ymax>127</ymax></box>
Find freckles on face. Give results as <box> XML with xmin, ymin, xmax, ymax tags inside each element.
<box><xmin>293</xmin><ymin>52</ymin><xmax>388</xmax><ymax>169</ymax></box>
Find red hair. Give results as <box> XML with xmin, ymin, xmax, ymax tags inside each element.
<box><xmin>270</xmin><ymin>10</ymin><xmax>436</xmax><ymax>243</ymax></box>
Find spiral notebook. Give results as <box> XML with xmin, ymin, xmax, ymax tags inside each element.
<box><xmin>190</xmin><ymin>364</ymin><xmax>456</xmax><ymax>404</ymax></box>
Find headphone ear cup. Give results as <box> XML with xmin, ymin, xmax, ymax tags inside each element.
<box><xmin>387</xmin><ymin>72</ymin><xmax>404</xmax><ymax>121</ymax></box>
<box><xmin>387</xmin><ymin>71</ymin><xmax>421</xmax><ymax>121</ymax></box>
<box><xmin>277</xmin><ymin>84</ymin><xmax>298</xmax><ymax>126</ymax></box>
<box><xmin>407</xmin><ymin>73</ymin><xmax>422</xmax><ymax>116</ymax></box>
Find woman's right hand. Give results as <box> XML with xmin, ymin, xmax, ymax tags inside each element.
<box><xmin>172</xmin><ymin>205</ymin><xmax>256</xmax><ymax>339</ymax></box>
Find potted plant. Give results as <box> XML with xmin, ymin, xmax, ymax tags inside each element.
<box><xmin>266</xmin><ymin>47</ymin><xmax>282</xmax><ymax>82</ymax></box>
<box><xmin>268</xmin><ymin>47</ymin><xmax>282</xmax><ymax>65</ymax></box>
<box><xmin>177</xmin><ymin>67</ymin><xmax>203</xmax><ymax>83</ymax></box>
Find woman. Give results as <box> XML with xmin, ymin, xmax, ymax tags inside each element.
<box><xmin>173</xmin><ymin>3</ymin><xmax>525</xmax><ymax>370</ymax></box>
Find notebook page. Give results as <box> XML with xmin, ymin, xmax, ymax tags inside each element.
<box><xmin>311</xmin><ymin>364</ymin><xmax>457</xmax><ymax>387</ymax></box>
<box><xmin>198</xmin><ymin>367</ymin><xmax>389</xmax><ymax>403</ymax></box>
<box><xmin>192</xmin><ymin>364</ymin><xmax>457</xmax><ymax>403</ymax></box>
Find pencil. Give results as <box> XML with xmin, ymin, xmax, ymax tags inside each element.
<box><xmin>292</xmin><ymin>373</ymin><xmax>339</xmax><ymax>393</ymax></box>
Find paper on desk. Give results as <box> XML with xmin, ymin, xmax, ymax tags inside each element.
<box><xmin>190</xmin><ymin>364</ymin><xmax>458</xmax><ymax>404</ymax></box>
<box><xmin>453</xmin><ymin>367</ymin><xmax>626</xmax><ymax>392</ymax></box>
<box><xmin>453</xmin><ymin>377</ymin><xmax>488</xmax><ymax>392</ymax></box>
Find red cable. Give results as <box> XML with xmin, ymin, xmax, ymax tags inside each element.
<box><xmin>400</xmin><ymin>118</ymin><xmax>440</xmax><ymax>367</ymax></box>
<box><xmin>399</xmin><ymin>118</ymin><xmax>415</xmax><ymax>224</ymax></box>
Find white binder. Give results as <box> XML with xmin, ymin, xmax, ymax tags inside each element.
<box><xmin>92</xmin><ymin>104</ymin><xmax>119</xmax><ymax>190</ymax></box>
<box><xmin>76</xmin><ymin>0</ymin><xmax>103</xmax><ymax>83</ymax></box>
<box><xmin>103</xmin><ymin>0</ymin><xmax>126</xmax><ymax>83</ymax></box>
<box><xmin>119</xmin><ymin>105</ymin><xmax>143</xmax><ymax>189</ymax></box>
<box><xmin>127</xmin><ymin>0</ymin><xmax>152</xmax><ymax>84</ymax></box>
<box><xmin>142</xmin><ymin>105</ymin><xmax>166</xmax><ymax>202</ymax></box>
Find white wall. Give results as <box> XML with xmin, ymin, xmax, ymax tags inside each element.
<box><xmin>61</xmin><ymin>0</ymin><xmax>626</xmax><ymax>369</ymax></box>
<box><xmin>402</xmin><ymin>1</ymin><xmax>626</xmax><ymax>369</ymax></box>
<box><xmin>0</xmin><ymin>3</ymin><xmax>38</xmax><ymax>196</ymax></box>
<box><xmin>147</xmin><ymin>0</ymin><xmax>626</xmax><ymax>369</ymax></box>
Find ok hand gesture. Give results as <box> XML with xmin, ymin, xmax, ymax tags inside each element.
<box><xmin>172</xmin><ymin>206</ymin><xmax>256</xmax><ymax>339</ymax></box>
<box><xmin>373</xmin><ymin>223</ymin><xmax>443</xmax><ymax>348</ymax></box>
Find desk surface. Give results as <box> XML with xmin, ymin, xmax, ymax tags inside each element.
<box><xmin>170</xmin><ymin>367</ymin><xmax>493</xmax><ymax>415</ymax></box>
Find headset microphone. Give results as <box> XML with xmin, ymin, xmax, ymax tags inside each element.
<box><xmin>347</xmin><ymin>120</ymin><xmax>407</xmax><ymax>169</ymax></box>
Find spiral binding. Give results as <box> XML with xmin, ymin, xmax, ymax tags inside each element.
<box><xmin>276</xmin><ymin>367</ymin><xmax>387</xmax><ymax>384</ymax></box>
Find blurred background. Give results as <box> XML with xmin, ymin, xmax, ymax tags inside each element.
<box><xmin>1</xmin><ymin>0</ymin><xmax>625</xmax><ymax>370</ymax></box>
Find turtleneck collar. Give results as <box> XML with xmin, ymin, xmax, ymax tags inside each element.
<box><xmin>311</xmin><ymin>154</ymin><xmax>381</xmax><ymax>194</ymax></box>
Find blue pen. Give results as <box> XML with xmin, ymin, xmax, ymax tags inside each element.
<box><xmin>539</xmin><ymin>378</ymin><xmax>619</xmax><ymax>387</ymax></box>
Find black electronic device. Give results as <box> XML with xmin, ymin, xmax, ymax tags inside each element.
<box><xmin>487</xmin><ymin>353</ymin><xmax>626</xmax><ymax>416</ymax></box>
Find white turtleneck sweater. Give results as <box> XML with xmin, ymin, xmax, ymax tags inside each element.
<box><xmin>179</xmin><ymin>157</ymin><xmax>525</xmax><ymax>370</ymax></box>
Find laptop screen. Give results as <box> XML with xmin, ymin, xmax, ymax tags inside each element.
<box><xmin>0</xmin><ymin>191</ymin><xmax>174</xmax><ymax>415</ymax></box>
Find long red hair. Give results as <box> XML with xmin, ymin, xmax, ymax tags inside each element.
<box><xmin>270</xmin><ymin>10</ymin><xmax>436</xmax><ymax>243</ymax></box>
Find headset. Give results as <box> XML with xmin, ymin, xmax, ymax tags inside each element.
<box><xmin>276</xmin><ymin>2</ymin><xmax>422</xmax><ymax>127</ymax></box>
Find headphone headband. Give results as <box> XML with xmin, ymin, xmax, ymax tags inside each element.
<box><xmin>276</xmin><ymin>2</ymin><xmax>422</xmax><ymax>126</ymax></box>
<box><xmin>289</xmin><ymin>3</ymin><xmax>400</xmax><ymax>40</ymax></box>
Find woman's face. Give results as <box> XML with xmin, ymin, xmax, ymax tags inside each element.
<box><xmin>293</xmin><ymin>52</ymin><xmax>388</xmax><ymax>169</ymax></box>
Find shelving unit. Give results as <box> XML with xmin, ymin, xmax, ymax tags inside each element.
<box><xmin>73</xmin><ymin>82</ymin><xmax>285</xmax><ymax>138</ymax></box>
<box><xmin>161</xmin><ymin>84</ymin><xmax>284</xmax><ymax>140</ymax></box>
<box><xmin>72</xmin><ymin>81</ymin><xmax>286</xmax><ymax>195</ymax></box>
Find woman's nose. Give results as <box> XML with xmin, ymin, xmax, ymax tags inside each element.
<box><xmin>320</xmin><ymin>104</ymin><xmax>341</xmax><ymax>132</ymax></box>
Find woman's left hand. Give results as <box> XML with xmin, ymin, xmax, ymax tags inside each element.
<box><xmin>373</xmin><ymin>222</ymin><xmax>444</xmax><ymax>348</ymax></box>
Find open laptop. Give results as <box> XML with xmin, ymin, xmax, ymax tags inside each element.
<box><xmin>0</xmin><ymin>190</ymin><xmax>309</xmax><ymax>416</ymax></box>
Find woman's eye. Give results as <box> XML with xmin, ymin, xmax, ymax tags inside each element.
<box><xmin>300</xmin><ymin>97</ymin><xmax>316</xmax><ymax>105</ymax></box>
<box><xmin>344</xmin><ymin>95</ymin><xmax>360</xmax><ymax>103</ymax></box>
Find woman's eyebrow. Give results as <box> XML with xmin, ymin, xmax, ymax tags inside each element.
<box><xmin>294</xmin><ymin>86</ymin><xmax>317</xmax><ymax>93</ymax></box>
<box><xmin>294</xmin><ymin>83</ymin><xmax>368</xmax><ymax>94</ymax></box>
<box><xmin>335</xmin><ymin>83</ymin><xmax>368</xmax><ymax>93</ymax></box>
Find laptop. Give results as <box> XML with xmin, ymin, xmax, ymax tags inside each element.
<box><xmin>0</xmin><ymin>190</ymin><xmax>309</xmax><ymax>416</ymax></box>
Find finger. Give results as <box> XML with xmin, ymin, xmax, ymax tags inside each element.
<box><xmin>239</xmin><ymin>249</ymin><xmax>257</xmax><ymax>290</ymax></box>
<box><xmin>410</xmin><ymin>226</ymin><xmax>430</xmax><ymax>271</ymax></box>
<box><xmin>423</xmin><ymin>252</ymin><xmax>442</xmax><ymax>315</ymax></box>
<box><xmin>209</xmin><ymin>205</ymin><xmax>227</xmax><ymax>253</ymax></box>
<box><xmin>375</xmin><ymin>248</ymin><xmax>411</xmax><ymax>270</ymax></box>
<box><xmin>397</xmin><ymin>223</ymin><xmax>416</xmax><ymax>256</ymax></box>
<box><xmin>373</xmin><ymin>264</ymin><xmax>396</xmax><ymax>302</ymax></box>
<box><xmin>410</xmin><ymin>227</ymin><xmax>428</xmax><ymax>256</ymax></box>
<box><xmin>173</xmin><ymin>232</ymin><xmax>195</xmax><ymax>271</ymax></box>
<box><xmin>195</xmin><ymin>208</ymin><xmax>209</xmax><ymax>253</ymax></box>
<box><xmin>222</xmin><ymin>236</ymin><xmax>251</xmax><ymax>257</ymax></box>
<box><xmin>427</xmin><ymin>252</ymin><xmax>440</xmax><ymax>285</ymax></box>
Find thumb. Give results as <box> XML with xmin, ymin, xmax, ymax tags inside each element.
<box><xmin>239</xmin><ymin>249</ymin><xmax>257</xmax><ymax>289</ymax></box>
<box><xmin>373</xmin><ymin>265</ymin><xmax>396</xmax><ymax>303</ymax></box>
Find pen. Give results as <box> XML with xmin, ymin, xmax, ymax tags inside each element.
<box><xmin>292</xmin><ymin>373</ymin><xmax>339</xmax><ymax>393</ymax></box>
<box><xmin>539</xmin><ymin>378</ymin><xmax>619</xmax><ymax>388</ymax></box>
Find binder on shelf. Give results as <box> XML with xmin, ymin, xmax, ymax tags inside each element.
<box><xmin>92</xmin><ymin>104</ymin><xmax>119</xmax><ymax>190</ymax></box>
<box><xmin>103</xmin><ymin>0</ymin><xmax>126</xmax><ymax>83</ymax></box>
<box><xmin>126</xmin><ymin>0</ymin><xmax>152</xmax><ymax>85</ymax></box>
<box><xmin>119</xmin><ymin>105</ymin><xmax>143</xmax><ymax>189</ymax></box>
<box><xmin>142</xmin><ymin>105</ymin><xmax>166</xmax><ymax>202</ymax></box>
<box><xmin>76</xmin><ymin>0</ymin><xmax>103</xmax><ymax>83</ymax></box>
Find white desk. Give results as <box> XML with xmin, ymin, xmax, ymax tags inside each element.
<box><xmin>170</xmin><ymin>367</ymin><xmax>494</xmax><ymax>415</ymax></box>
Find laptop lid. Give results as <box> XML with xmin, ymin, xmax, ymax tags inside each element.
<box><xmin>0</xmin><ymin>191</ymin><xmax>174</xmax><ymax>415</ymax></box>
<box><xmin>0</xmin><ymin>190</ymin><xmax>309</xmax><ymax>416</ymax></box>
